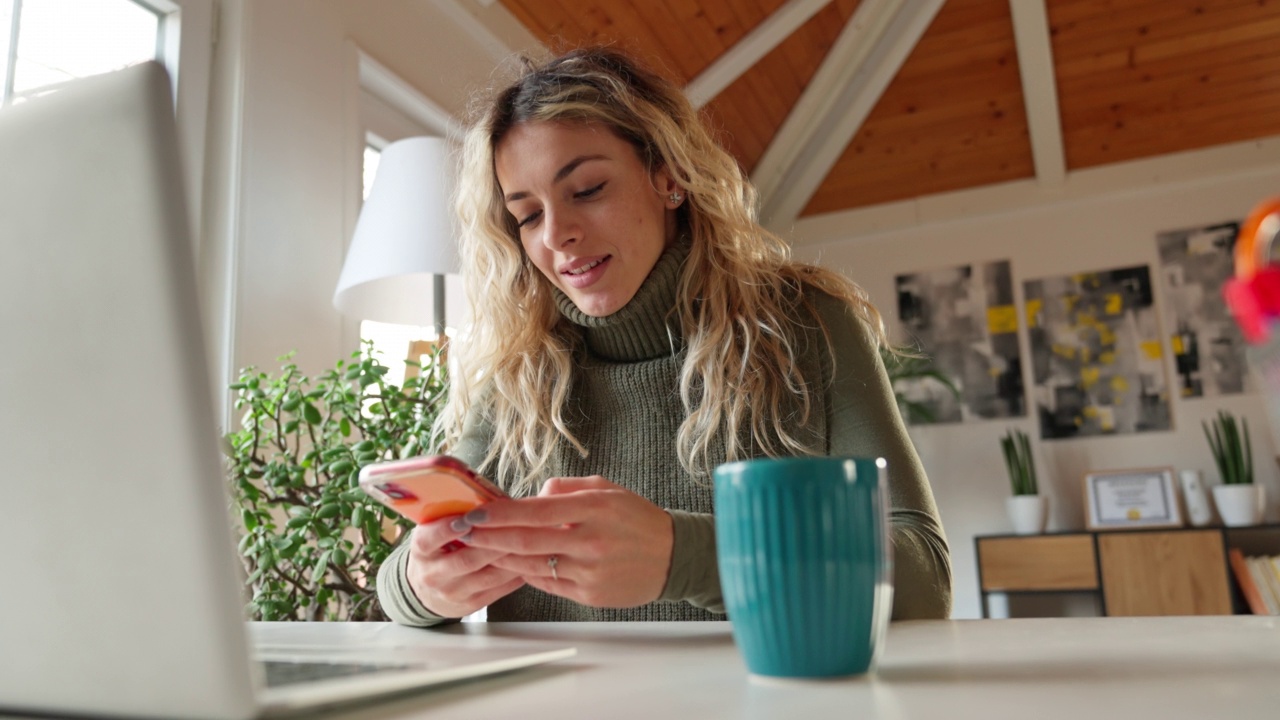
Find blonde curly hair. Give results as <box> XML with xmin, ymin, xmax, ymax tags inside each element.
<box><xmin>440</xmin><ymin>47</ymin><xmax>887</xmax><ymax>494</ymax></box>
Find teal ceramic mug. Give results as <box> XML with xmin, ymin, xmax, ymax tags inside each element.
<box><xmin>713</xmin><ymin>456</ymin><xmax>892</xmax><ymax>678</ymax></box>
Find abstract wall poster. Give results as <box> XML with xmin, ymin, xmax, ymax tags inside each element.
<box><xmin>1024</xmin><ymin>265</ymin><xmax>1172</xmax><ymax>439</ymax></box>
<box><xmin>1155</xmin><ymin>220</ymin><xmax>1247</xmax><ymax>398</ymax></box>
<box><xmin>894</xmin><ymin>260</ymin><xmax>1024</xmax><ymax>424</ymax></box>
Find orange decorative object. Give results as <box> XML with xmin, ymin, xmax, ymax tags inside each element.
<box><xmin>1225</xmin><ymin>198</ymin><xmax>1280</xmax><ymax>344</ymax></box>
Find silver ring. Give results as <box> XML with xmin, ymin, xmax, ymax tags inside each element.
<box><xmin>547</xmin><ymin>554</ymin><xmax>559</xmax><ymax>581</ymax></box>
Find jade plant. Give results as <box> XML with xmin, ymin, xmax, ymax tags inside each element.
<box><xmin>223</xmin><ymin>341</ymin><xmax>447</xmax><ymax>621</ymax></box>
<box><xmin>1000</xmin><ymin>428</ymin><xmax>1038</xmax><ymax>496</ymax></box>
<box><xmin>1203</xmin><ymin>410</ymin><xmax>1253</xmax><ymax>485</ymax></box>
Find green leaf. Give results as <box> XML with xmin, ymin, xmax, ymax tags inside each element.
<box><xmin>286</xmin><ymin>516</ymin><xmax>310</xmax><ymax>529</ymax></box>
<box><xmin>351</xmin><ymin>506</ymin><xmax>365</xmax><ymax>527</ymax></box>
<box><xmin>316</xmin><ymin>503</ymin><xmax>340</xmax><ymax>520</ymax></box>
<box><xmin>303</xmin><ymin>403</ymin><xmax>322</xmax><ymax>424</ymax></box>
<box><xmin>340</xmin><ymin>418</ymin><xmax>352</xmax><ymax>437</ymax></box>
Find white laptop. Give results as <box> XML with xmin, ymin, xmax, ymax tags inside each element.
<box><xmin>0</xmin><ymin>62</ymin><xmax>573</xmax><ymax>719</ymax></box>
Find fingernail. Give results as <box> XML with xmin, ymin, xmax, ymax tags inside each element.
<box><xmin>458</xmin><ymin>532</ymin><xmax>472</xmax><ymax>544</ymax></box>
<box><xmin>464</xmin><ymin>508</ymin><xmax>489</xmax><ymax>524</ymax></box>
<box><xmin>450</xmin><ymin>517</ymin><xmax>472</xmax><ymax>533</ymax></box>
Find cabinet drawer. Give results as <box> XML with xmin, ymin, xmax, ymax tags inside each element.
<box><xmin>1098</xmin><ymin>531</ymin><xmax>1232</xmax><ymax>616</ymax></box>
<box><xmin>978</xmin><ymin>535</ymin><xmax>1098</xmax><ymax>591</ymax></box>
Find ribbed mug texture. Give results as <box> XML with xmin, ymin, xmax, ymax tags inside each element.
<box><xmin>714</xmin><ymin>457</ymin><xmax>888</xmax><ymax>678</ymax></box>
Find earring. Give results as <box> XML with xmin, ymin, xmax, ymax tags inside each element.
<box><xmin>669</xmin><ymin>192</ymin><xmax>683</xmax><ymax>205</ymax></box>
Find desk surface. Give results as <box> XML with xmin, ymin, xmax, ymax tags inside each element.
<box><xmin>253</xmin><ymin>617</ymin><xmax>1280</xmax><ymax>720</ymax></box>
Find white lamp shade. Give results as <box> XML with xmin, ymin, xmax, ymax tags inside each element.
<box><xmin>334</xmin><ymin>136</ymin><xmax>460</xmax><ymax>327</ymax></box>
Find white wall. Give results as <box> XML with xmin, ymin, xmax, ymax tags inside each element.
<box><xmin>793</xmin><ymin>166</ymin><xmax>1280</xmax><ymax>619</ymax></box>
<box><xmin>199</xmin><ymin>0</ymin><xmax>536</xmax><ymax>427</ymax></box>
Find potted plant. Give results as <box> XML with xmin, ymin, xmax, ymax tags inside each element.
<box><xmin>879</xmin><ymin>346</ymin><xmax>960</xmax><ymax>424</ymax></box>
<box><xmin>223</xmin><ymin>341</ymin><xmax>448</xmax><ymax>620</ymax></box>
<box><xmin>1001</xmin><ymin>428</ymin><xmax>1047</xmax><ymax>534</ymax></box>
<box><xmin>1203</xmin><ymin>410</ymin><xmax>1264</xmax><ymax>526</ymax></box>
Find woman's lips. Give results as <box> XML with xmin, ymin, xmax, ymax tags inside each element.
<box><xmin>561</xmin><ymin>255</ymin><xmax>611</xmax><ymax>289</ymax></box>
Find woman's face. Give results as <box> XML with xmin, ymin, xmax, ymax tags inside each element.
<box><xmin>495</xmin><ymin>120</ymin><xmax>680</xmax><ymax>318</ymax></box>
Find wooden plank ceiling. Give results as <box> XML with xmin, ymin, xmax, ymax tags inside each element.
<box><xmin>500</xmin><ymin>0</ymin><xmax>1280</xmax><ymax>220</ymax></box>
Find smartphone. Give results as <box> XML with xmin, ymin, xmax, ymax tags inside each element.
<box><xmin>359</xmin><ymin>455</ymin><xmax>507</xmax><ymax>525</ymax></box>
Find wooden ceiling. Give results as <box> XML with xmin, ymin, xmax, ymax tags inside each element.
<box><xmin>496</xmin><ymin>0</ymin><xmax>1280</xmax><ymax>224</ymax></box>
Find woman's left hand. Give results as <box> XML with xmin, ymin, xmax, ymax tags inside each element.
<box><xmin>458</xmin><ymin>476</ymin><xmax>674</xmax><ymax>608</ymax></box>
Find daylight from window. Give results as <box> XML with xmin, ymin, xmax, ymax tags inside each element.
<box><xmin>2</xmin><ymin>0</ymin><xmax>160</xmax><ymax>105</ymax></box>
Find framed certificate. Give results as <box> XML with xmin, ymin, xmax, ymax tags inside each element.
<box><xmin>1083</xmin><ymin>467</ymin><xmax>1183</xmax><ymax>531</ymax></box>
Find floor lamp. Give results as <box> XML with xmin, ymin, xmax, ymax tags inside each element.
<box><xmin>333</xmin><ymin>136</ymin><xmax>460</xmax><ymax>374</ymax></box>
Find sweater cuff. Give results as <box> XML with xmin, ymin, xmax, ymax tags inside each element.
<box><xmin>376</xmin><ymin>542</ymin><xmax>458</xmax><ymax>628</ymax></box>
<box><xmin>658</xmin><ymin>510</ymin><xmax>726</xmax><ymax>613</ymax></box>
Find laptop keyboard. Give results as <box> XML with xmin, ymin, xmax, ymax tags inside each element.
<box><xmin>262</xmin><ymin>659</ymin><xmax>415</xmax><ymax>688</ymax></box>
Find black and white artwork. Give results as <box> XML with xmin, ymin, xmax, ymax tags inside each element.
<box><xmin>894</xmin><ymin>260</ymin><xmax>1024</xmax><ymax>424</ymax></box>
<box><xmin>1156</xmin><ymin>221</ymin><xmax>1247</xmax><ymax>398</ymax></box>
<box><xmin>1024</xmin><ymin>265</ymin><xmax>1172</xmax><ymax>439</ymax></box>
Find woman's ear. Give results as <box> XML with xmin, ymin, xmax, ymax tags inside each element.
<box><xmin>652</xmin><ymin>164</ymin><xmax>683</xmax><ymax>208</ymax></box>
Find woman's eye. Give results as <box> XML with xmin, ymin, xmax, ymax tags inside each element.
<box><xmin>575</xmin><ymin>182</ymin><xmax>606</xmax><ymax>199</ymax></box>
<box><xmin>517</xmin><ymin>210</ymin><xmax>542</xmax><ymax>228</ymax></box>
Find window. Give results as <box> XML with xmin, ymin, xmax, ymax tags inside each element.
<box><xmin>1</xmin><ymin>0</ymin><xmax>163</xmax><ymax>106</ymax></box>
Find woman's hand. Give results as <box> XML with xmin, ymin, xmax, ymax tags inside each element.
<box><xmin>461</xmin><ymin>476</ymin><xmax>674</xmax><ymax>608</ymax></box>
<box><xmin>404</xmin><ymin>515</ymin><xmax>526</xmax><ymax>619</ymax></box>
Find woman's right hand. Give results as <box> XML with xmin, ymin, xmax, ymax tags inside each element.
<box><xmin>405</xmin><ymin>514</ymin><xmax>526</xmax><ymax>619</ymax></box>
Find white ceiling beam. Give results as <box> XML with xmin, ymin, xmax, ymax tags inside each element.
<box><xmin>753</xmin><ymin>0</ymin><xmax>945</xmax><ymax>229</ymax></box>
<box><xmin>431</xmin><ymin>0</ymin><xmax>543</xmax><ymax>64</ymax></box>
<box><xmin>684</xmin><ymin>0</ymin><xmax>831</xmax><ymax>109</ymax></box>
<box><xmin>789</xmin><ymin>135</ymin><xmax>1280</xmax><ymax>246</ymax></box>
<box><xmin>1009</xmin><ymin>0</ymin><xmax>1067</xmax><ymax>185</ymax></box>
<box><xmin>358</xmin><ymin>50</ymin><xmax>463</xmax><ymax>140</ymax></box>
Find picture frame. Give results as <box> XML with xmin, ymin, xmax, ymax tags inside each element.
<box><xmin>1083</xmin><ymin>467</ymin><xmax>1183</xmax><ymax>531</ymax></box>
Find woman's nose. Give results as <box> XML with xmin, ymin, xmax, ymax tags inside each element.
<box><xmin>541</xmin><ymin>206</ymin><xmax>579</xmax><ymax>249</ymax></box>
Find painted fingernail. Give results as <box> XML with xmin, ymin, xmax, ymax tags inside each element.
<box><xmin>450</xmin><ymin>517</ymin><xmax>472</xmax><ymax>533</ymax></box>
<box><xmin>464</xmin><ymin>508</ymin><xmax>489</xmax><ymax>524</ymax></box>
<box><xmin>458</xmin><ymin>532</ymin><xmax>472</xmax><ymax>544</ymax></box>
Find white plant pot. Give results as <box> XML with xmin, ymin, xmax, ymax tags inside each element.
<box><xmin>1007</xmin><ymin>495</ymin><xmax>1048</xmax><ymax>535</ymax></box>
<box><xmin>1212</xmin><ymin>484</ymin><xmax>1265</xmax><ymax>527</ymax></box>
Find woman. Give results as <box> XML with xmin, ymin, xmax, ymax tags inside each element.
<box><xmin>377</xmin><ymin>48</ymin><xmax>951</xmax><ymax>625</ymax></box>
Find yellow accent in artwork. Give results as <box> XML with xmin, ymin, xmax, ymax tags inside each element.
<box><xmin>1112</xmin><ymin>376</ymin><xmax>1129</xmax><ymax>392</ymax></box>
<box><xmin>1026</xmin><ymin>299</ymin><xmax>1042</xmax><ymax>328</ymax></box>
<box><xmin>1081</xmin><ymin>347</ymin><xmax>1092</xmax><ymax>364</ymax></box>
<box><xmin>1141</xmin><ymin>341</ymin><xmax>1163</xmax><ymax>359</ymax></box>
<box><xmin>1099</xmin><ymin>351</ymin><xmax>1116</xmax><ymax>365</ymax></box>
<box><xmin>1105</xmin><ymin>293</ymin><xmax>1122</xmax><ymax>315</ymax></box>
<box><xmin>1053</xmin><ymin>344</ymin><xmax>1076</xmax><ymax>359</ymax></box>
<box><xmin>1083</xmin><ymin>406</ymin><xmax>1099</xmax><ymax>418</ymax></box>
<box><xmin>1127</xmin><ymin>508</ymin><xmax>1141</xmax><ymax>520</ymax></box>
<box><xmin>1171</xmin><ymin>335</ymin><xmax>1184</xmax><ymax>355</ymax></box>
<box><xmin>1081</xmin><ymin>367</ymin><xmax>1101</xmax><ymax>389</ymax></box>
<box><xmin>988</xmin><ymin>305</ymin><xmax>1018</xmax><ymax>334</ymax></box>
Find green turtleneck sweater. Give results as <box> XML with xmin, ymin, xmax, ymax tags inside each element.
<box><xmin>377</xmin><ymin>242</ymin><xmax>952</xmax><ymax>624</ymax></box>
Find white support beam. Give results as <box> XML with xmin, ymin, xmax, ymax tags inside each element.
<box><xmin>1009</xmin><ymin>0</ymin><xmax>1066</xmax><ymax>185</ymax></box>
<box><xmin>753</xmin><ymin>0</ymin><xmax>945</xmax><ymax>229</ymax></box>
<box><xmin>684</xmin><ymin>0</ymin><xmax>830</xmax><ymax>109</ymax></box>
<box><xmin>432</xmin><ymin>0</ymin><xmax>543</xmax><ymax>64</ymax></box>
<box><xmin>358</xmin><ymin>50</ymin><xmax>462</xmax><ymax>140</ymax></box>
<box><xmin>789</xmin><ymin>135</ymin><xmax>1280</xmax><ymax>246</ymax></box>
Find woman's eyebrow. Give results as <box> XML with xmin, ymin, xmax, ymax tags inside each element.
<box><xmin>504</xmin><ymin>154</ymin><xmax>608</xmax><ymax>203</ymax></box>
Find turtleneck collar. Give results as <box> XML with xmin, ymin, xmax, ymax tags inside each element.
<box><xmin>553</xmin><ymin>238</ymin><xmax>690</xmax><ymax>362</ymax></box>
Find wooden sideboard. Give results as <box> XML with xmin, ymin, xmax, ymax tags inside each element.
<box><xmin>974</xmin><ymin>524</ymin><xmax>1280</xmax><ymax>617</ymax></box>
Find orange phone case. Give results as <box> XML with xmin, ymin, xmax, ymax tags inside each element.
<box><xmin>359</xmin><ymin>455</ymin><xmax>506</xmax><ymax>524</ymax></box>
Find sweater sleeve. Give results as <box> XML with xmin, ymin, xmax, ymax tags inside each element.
<box><xmin>813</xmin><ymin>292</ymin><xmax>953</xmax><ymax>620</ymax></box>
<box><xmin>657</xmin><ymin>510</ymin><xmax>725</xmax><ymax>613</ymax></box>
<box><xmin>375</xmin><ymin>405</ymin><xmax>498</xmax><ymax>628</ymax></box>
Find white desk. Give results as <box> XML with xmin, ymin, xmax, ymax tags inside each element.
<box><xmin>254</xmin><ymin>617</ymin><xmax>1280</xmax><ymax>719</ymax></box>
